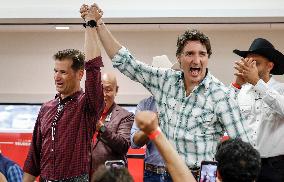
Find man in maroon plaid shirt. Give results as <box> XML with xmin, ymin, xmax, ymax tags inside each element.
<box><xmin>22</xmin><ymin>7</ymin><xmax>104</xmax><ymax>182</ymax></box>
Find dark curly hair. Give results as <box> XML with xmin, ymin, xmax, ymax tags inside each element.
<box><xmin>215</xmin><ymin>138</ymin><xmax>261</xmax><ymax>182</ymax></box>
<box><xmin>176</xmin><ymin>29</ymin><xmax>212</xmax><ymax>58</ymax></box>
<box><xmin>91</xmin><ymin>165</ymin><xmax>134</xmax><ymax>182</ymax></box>
<box><xmin>53</xmin><ymin>49</ymin><xmax>85</xmax><ymax>71</ymax></box>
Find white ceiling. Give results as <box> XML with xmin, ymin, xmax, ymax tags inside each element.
<box><xmin>0</xmin><ymin>0</ymin><xmax>284</xmax><ymax>31</ymax></box>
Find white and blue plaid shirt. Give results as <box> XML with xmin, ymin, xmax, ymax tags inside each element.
<box><xmin>113</xmin><ymin>47</ymin><xmax>251</xmax><ymax>167</ymax></box>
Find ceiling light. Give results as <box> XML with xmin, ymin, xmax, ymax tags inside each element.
<box><xmin>55</xmin><ymin>26</ymin><xmax>70</xmax><ymax>30</ymax></box>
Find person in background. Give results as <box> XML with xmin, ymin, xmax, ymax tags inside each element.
<box><xmin>135</xmin><ymin>111</ymin><xmax>196</xmax><ymax>182</ymax></box>
<box><xmin>90</xmin><ymin>72</ymin><xmax>134</xmax><ymax>178</ymax></box>
<box><xmin>0</xmin><ymin>151</ymin><xmax>23</xmax><ymax>182</ymax></box>
<box><xmin>231</xmin><ymin>38</ymin><xmax>284</xmax><ymax>182</ymax></box>
<box><xmin>215</xmin><ymin>138</ymin><xmax>261</xmax><ymax>182</ymax></box>
<box><xmin>131</xmin><ymin>55</ymin><xmax>179</xmax><ymax>182</ymax></box>
<box><xmin>80</xmin><ymin>3</ymin><xmax>251</xmax><ymax>180</ymax></box>
<box><xmin>135</xmin><ymin>111</ymin><xmax>261</xmax><ymax>182</ymax></box>
<box><xmin>91</xmin><ymin>165</ymin><xmax>134</xmax><ymax>182</ymax></box>
<box><xmin>23</xmin><ymin>5</ymin><xmax>104</xmax><ymax>181</ymax></box>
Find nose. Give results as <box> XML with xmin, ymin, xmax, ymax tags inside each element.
<box><xmin>54</xmin><ymin>72</ymin><xmax>61</xmax><ymax>81</ymax></box>
<box><xmin>192</xmin><ymin>54</ymin><xmax>201</xmax><ymax>64</ymax></box>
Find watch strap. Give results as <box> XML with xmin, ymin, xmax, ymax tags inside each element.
<box><xmin>83</xmin><ymin>20</ymin><xmax>97</xmax><ymax>28</ymax></box>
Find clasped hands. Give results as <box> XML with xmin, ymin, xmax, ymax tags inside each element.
<box><xmin>234</xmin><ymin>57</ymin><xmax>260</xmax><ymax>86</ymax></box>
<box><xmin>80</xmin><ymin>3</ymin><xmax>103</xmax><ymax>22</ymax></box>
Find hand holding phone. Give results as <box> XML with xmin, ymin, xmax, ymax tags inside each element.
<box><xmin>198</xmin><ymin>161</ymin><xmax>218</xmax><ymax>182</ymax></box>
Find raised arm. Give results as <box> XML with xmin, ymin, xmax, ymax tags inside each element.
<box><xmin>131</xmin><ymin>98</ymin><xmax>154</xmax><ymax>148</ymax></box>
<box><xmin>81</xmin><ymin>3</ymin><xmax>121</xmax><ymax>59</ymax></box>
<box><xmin>81</xmin><ymin>4</ymin><xmax>101</xmax><ymax>61</ymax></box>
<box><xmin>135</xmin><ymin>111</ymin><xmax>196</xmax><ymax>182</ymax></box>
<box><xmin>80</xmin><ymin>3</ymin><xmax>173</xmax><ymax>99</ymax></box>
<box><xmin>81</xmin><ymin>4</ymin><xmax>104</xmax><ymax>118</ymax></box>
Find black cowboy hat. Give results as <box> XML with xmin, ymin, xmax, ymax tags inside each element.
<box><xmin>233</xmin><ymin>38</ymin><xmax>284</xmax><ymax>75</ymax></box>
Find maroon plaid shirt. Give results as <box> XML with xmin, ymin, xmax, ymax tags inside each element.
<box><xmin>23</xmin><ymin>57</ymin><xmax>104</xmax><ymax>180</ymax></box>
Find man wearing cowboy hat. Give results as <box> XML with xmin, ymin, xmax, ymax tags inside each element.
<box><xmin>231</xmin><ymin>38</ymin><xmax>284</xmax><ymax>182</ymax></box>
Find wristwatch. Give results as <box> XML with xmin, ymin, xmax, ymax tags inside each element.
<box><xmin>99</xmin><ymin>124</ymin><xmax>106</xmax><ymax>133</ymax></box>
<box><xmin>83</xmin><ymin>20</ymin><xmax>97</xmax><ymax>28</ymax></box>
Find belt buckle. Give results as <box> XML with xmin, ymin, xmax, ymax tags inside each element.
<box><xmin>156</xmin><ymin>167</ymin><xmax>163</xmax><ymax>174</ymax></box>
<box><xmin>157</xmin><ymin>166</ymin><xmax>166</xmax><ymax>174</ymax></box>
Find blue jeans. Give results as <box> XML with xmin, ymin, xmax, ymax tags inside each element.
<box><xmin>144</xmin><ymin>170</ymin><xmax>173</xmax><ymax>182</ymax></box>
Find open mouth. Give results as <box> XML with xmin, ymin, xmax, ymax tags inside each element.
<box><xmin>190</xmin><ymin>67</ymin><xmax>201</xmax><ymax>76</ymax></box>
<box><xmin>56</xmin><ymin>82</ymin><xmax>63</xmax><ymax>87</ymax></box>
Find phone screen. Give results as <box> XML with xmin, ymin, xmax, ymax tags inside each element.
<box><xmin>198</xmin><ymin>161</ymin><xmax>218</xmax><ymax>182</ymax></box>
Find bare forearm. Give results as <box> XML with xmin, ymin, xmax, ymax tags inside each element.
<box><xmin>133</xmin><ymin>131</ymin><xmax>149</xmax><ymax>147</ymax></box>
<box><xmin>96</xmin><ymin>23</ymin><xmax>122</xmax><ymax>59</ymax></box>
<box><xmin>153</xmin><ymin>133</ymin><xmax>196</xmax><ymax>182</ymax></box>
<box><xmin>23</xmin><ymin>172</ymin><xmax>36</xmax><ymax>182</ymax></box>
<box><xmin>85</xmin><ymin>27</ymin><xmax>101</xmax><ymax>61</ymax></box>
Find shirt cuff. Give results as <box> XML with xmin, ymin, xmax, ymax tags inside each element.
<box><xmin>112</xmin><ymin>46</ymin><xmax>127</xmax><ymax>62</ymax></box>
<box><xmin>85</xmin><ymin>56</ymin><xmax>104</xmax><ymax>70</ymax></box>
<box><xmin>112</xmin><ymin>46</ymin><xmax>136</xmax><ymax>69</ymax></box>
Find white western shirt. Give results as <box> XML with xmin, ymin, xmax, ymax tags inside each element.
<box><xmin>237</xmin><ymin>78</ymin><xmax>284</xmax><ymax>158</ymax></box>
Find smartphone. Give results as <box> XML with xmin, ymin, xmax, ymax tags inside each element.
<box><xmin>198</xmin><ymin>161</ymin><xmax>218</xmax><ymax>182</ymax></box>
<box><xmin>104</xmin><ymin>160</ymin><xmax>125</xmax><ymax>169</ymax></box>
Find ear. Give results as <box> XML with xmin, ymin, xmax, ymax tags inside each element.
<box><xmin>78</xmin><ymin>69</ymin><xmax>84</xmax><ymax>81</ymax></box>
<box><xmin>268</xmin><ymin>62</ymin><xmax>274</xmax><ymax>72</ymax></box>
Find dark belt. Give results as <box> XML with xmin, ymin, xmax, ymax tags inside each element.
<box><xmin>144</xmin><ymin>163</ymin><xmax>168</xmax><ymax>174</ymax></box>
<box><xmin>40</xmin><ymin>174</ymin><xmax>88</xmax><ymax>182</ymax></box>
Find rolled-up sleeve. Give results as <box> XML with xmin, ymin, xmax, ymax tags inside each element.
<box><xmin>112</xmin><ymin>47</ymin><xmax>169</xmax><ymax>95</ymax></box>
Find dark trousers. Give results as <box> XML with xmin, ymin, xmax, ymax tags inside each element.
<box><xmin>257</xmin><ymin>155</ymin><xmax>284</xmax><ymax>182</ymax></box>
<box><xmin>144</xmin><ymin>170</ymin><xmax>173</xmax><ymax>182</ymax></box>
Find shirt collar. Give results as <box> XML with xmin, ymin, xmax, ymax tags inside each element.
<box><xmin>103</xmin><ymin>102</ymin><xmax>116</xmax><ymax>115</ymax></box>
<box><xmin>266</xmin><ymin>76</ymin><xmax>276</xmax><ymax>86</ymax></box>
<box><xmin>199</xmin><ymin>69</ymin><xmax>211</xmax><ymax>90</ymax></box>
<box><xmin>179</xmin><ymin>69</ymin><xmax>211</xmax><ymax>90</ymax></box>
<box><xmin>55</xmin><ymin>89</ymin><xmax>83</xmax><ymax>103</ymax></box>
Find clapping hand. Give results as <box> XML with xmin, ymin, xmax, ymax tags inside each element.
<box><xmin>234</xmin><ymin>58</ymin><xmax>260</xmax><ymax>85</ymax></box>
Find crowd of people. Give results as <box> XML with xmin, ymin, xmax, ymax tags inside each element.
<box><xmin>0</xmin><ymin>2</ymin><xmax>283</xmax><ymax>182</ymax></box>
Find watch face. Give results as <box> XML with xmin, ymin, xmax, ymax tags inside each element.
<box><xmin>88</xmin><ymin>20</ymin><xmax>97</xmax><ymax>28</ymax></box>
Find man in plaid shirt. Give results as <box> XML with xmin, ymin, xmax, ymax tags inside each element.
<box><xmin>23</xmin><ymin>6</ymin><xmax>104</xmax><ymax>181</ymax></box>
<box><xmin>81</xmin><ymin>2</ymin><xmax>251</xmax><ymax>179</ymax></box>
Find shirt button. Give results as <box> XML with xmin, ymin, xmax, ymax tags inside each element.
<box><xmin>51</xmin><ymin>149</ymin><xmax>54</xmax><ymax>152</ymax></box>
